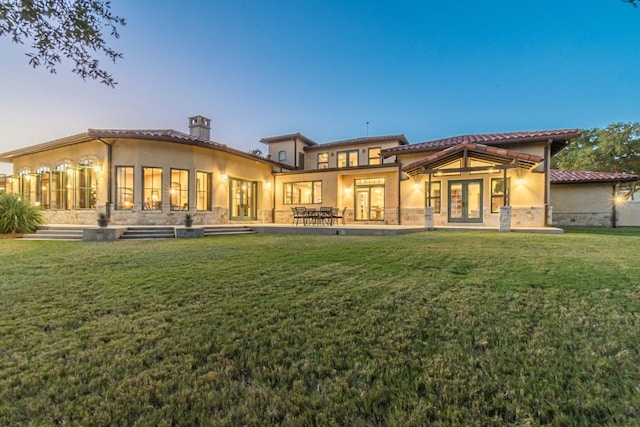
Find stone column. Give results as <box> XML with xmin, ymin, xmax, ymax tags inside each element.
<box><xmin>424</xmin><ymin>206</ymin><xmax>435</xmax><ymax>230</ymax></box>
<box><xmin>499</xmin><ymin>206</ymin><xmax>511</xmax><ymax>232</ymax></box>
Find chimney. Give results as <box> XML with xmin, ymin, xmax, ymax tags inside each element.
<box><xmin>188</xmin><ymin>115</ymin><xmax>211</xmax><ymax>140</ymax></box>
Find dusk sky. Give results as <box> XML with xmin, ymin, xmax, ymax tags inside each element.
<box><xmin>1</xmin><ymin>1</ymin><xmax>639</xmax><ymax>174</ymax></box>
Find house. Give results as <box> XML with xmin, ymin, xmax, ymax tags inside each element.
<box><xmin>1</xmin><ymin>115</ymin><xmax>627</xmax><ymax>230</ymax></box>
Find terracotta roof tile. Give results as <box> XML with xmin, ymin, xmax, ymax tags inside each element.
<box><xmin>551</xmin><ymin>169</ymin><xmax>639</xmax><ymax>184</ymax></box>
<box><xmin>383</xmin><ymin>129</ymin><xmax>580</xmax><ymax>155</ymax></box>
<box><xmin>260</xmin><ymin>133</ymin><xmax>317</xmax><ymax>146</ymax></box>
<box><xmin>305</xmin><ymin>134</ymin><xmax>408</xmax><ymax>152</ymax></box>
<box><xmin>88</xmin><ymin>129</ymin><xmax>226</xmax><ymax>147</ymax></box>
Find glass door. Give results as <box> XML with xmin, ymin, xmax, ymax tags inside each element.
<box><xmin>448</xmin><ymin>180</ymin><xmax>483</xmax><ymax>223</ymax></box>
<box><xmin>230</xmin><ymin>178</ymin><xmax>257</xmax><ymax>220</ymax></box>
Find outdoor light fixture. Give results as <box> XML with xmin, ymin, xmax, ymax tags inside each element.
<box><xmin>265</xmin><ymin>182</ymin><xmax>272</xmax><ymax>189</ymax></box>
<box><xmin>93</xmin><ymin>165</ymin><xmax>101</xmax><ymax>172</ymax></box>
<box><xmin>344</xmin><ymin>186</ymin><xmax>351</xmax><ymax>193</ymax></box>
<box><xmin>517</xmin><ymin>178</ymin><xmax>524</xmax><ymax>185</ymax></box>
<box><xmin>66</xmin><ymin>168</ymin><xmax>74</xmax><ymax>175</ymax></box>
<box><xmin>220</xmin><ymin>172</ymin><xmax>228</xmax><ymax>180</ymax></box>
<box><xmin>616</xmin><ymin>196</ymin><xmax>624</xmax><ymax>204</ymax></box>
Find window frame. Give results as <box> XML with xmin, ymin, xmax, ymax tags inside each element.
<box><xmin>425</xmin><ymin>181</ymin><xmax>442</xmax><ymax>214</ymax></box>
<box><xmin>142</xmin><ymin>166</ymin><xmax>163</xmax><ymax>211</ymax></box>
<box><xmin>196</xmin><ymin>171</ymin><xmax>212</xmax><ymax>211</ymax></box>
<box><xmin>283</xmin><ymin>180</ymin><xmax>323</xmax><ymax>205</ymax></box>
<box><xmin>368</xmin><ymin>147</ymin><xmax>381</xmax><ymax>165</ymax></box>
<box><xmin>317</xmin><ymin>152</ymin><xmax>329</xmax><ymax>169</ymax></box>
<box><xmin>278</xmin><ymin>150</ymin><xmax>287</xmax><ymax>162</ymax></box>
<box><xmin>170</xmin><ymin>168</ymin><xmax>190</xmax><ymax>211</ymax></box>
<box><xmin>116</xmin><ymin>166</ymin><xmax>134</xmax><ymax>210</ymax></box>
<box><xmin>491</xmin><ymin>177</ymin><xmax>510</xmax><ymax>213</ymax></box>
<box><xmin>337</xmin><ymin>149</ymin><xmax>359</xmax><ymax>168</ymax></box>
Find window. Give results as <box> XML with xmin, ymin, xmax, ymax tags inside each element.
<box><xmin>354</xmin><ymin>178</ymin><xmax>385</xmax><ymax>221</ymax></box>
<box><xmin>368</xmin><ymin>147</ymin><xmax>381</xmax><ymax>165</ymax></box>
<box><xmin>143</xmin><ymin>167</ymin><xmax>162</xmax><ymax>210</ymax></box>
<box><xmin>278</xmin><ymin>150</ymin><xmax>287</xmax><ymax>162</ymax></box>
<box><xmin>35</xmin><ymin>167</ymin><xmax>51</xmax><ymax>209</ymax></box>
<box><xmin>337</xmin><ymin>150</ymin><xmax>358</xmax><ymax>168</ymax></box>
<box><xmin>196</xmin><ymin>171</ymin><xmax>212</xmax><ymax>211</ymax></box>
<box><xmin>283</xmin><ymin>181</ymin><xmax>322</xmax><ymax>204</ymax></box>
<box><xmin>116</xmin><ymin>166</ymin><xmax>134</xmax><ymax>210</ymax></box>
<box><xmin>19</xmin><ymin>170</ymin><xmax>37</xmax><ymax>205</ymax></box>
<box><xmin>298</xmin><ymin>153</ymin><xmax>305</xmax><ymax>170</ymax></box>
<box><xmin>318</xmin><ymin>153</ymin><xmax>329</xmax><ymax>169</ymax></box>
<box><xmin>426</xmin><ymin>181</ymin><xmax>441</xmax><ymax>213</ymax></box>
<box><xmin>170</xmin><ymin>169</ymin><xmax>189</xmax><ymax>210</ymax></box>
<box><xmin>76</xmin><ymin>160</ymin><xmax>97</xmax><ymax>209</ymax></box>
<box><xmin>491</xmin><ymin>177</ymin><xmax>510</xmax><ymax>213</ymax></box>
<box><xmin>52</xmin><ymin>164</ymin><xmax>73</xmax><ymax>210</ymax></box>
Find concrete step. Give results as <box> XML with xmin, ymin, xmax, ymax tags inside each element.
<box><xmin>120</xmin><ymin>227</ymin><xmax>176</xmax><ymax>240</ymax></box>
<box><xmin>204</xmin><ymin>226</ymin><xmax>255</xmax><ymax>236</ymax></box>
<box><xmin>21</xmin><ymin>226</ymin><xmax>84</xmax><ymax>240</ymax></box>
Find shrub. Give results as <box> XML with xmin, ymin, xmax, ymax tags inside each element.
<box><xmin>0</xmin><ymin>193</ymin><xmax>45</xmax><ymax>234</ymax></box>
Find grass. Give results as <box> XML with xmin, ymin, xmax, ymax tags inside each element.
<box><xmin>1</xmin><ymin>230</ymin><xmax>640</xmax><ymax>425</ymax></box>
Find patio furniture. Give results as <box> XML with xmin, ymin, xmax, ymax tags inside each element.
<box><xmin>332</xmin><ymin>207</ymin><xmax>347</xmax><ymax>225</ymax></box>
<box><xmin>292</xmin><ymin>207</ymin><xmax>306</xmax><ymax>225</ymax></box>
<box><xmin>319</xmin><ymin>207</ymin><xmax>333</xmax><ymax>226</ymax></box>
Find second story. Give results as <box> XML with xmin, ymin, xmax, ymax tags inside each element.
<box><xmin>261</xmin><ymin>133</ymin><xmax>409</xmax><ymax>171</ymax></box>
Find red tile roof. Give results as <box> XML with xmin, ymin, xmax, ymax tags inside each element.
<box><xmin>88</xmin><ymin>129</ymin><xmax>226</xmax><ymax>147</ymax></box>
<box><xmin>402</xmin><ymin>143</ymin><xmax>543</xmax><ymax>175</ymax></box>
<box><xmin>383</xmin><ymin>129</ymin><xmax>580</xmax><ymax>155</ymax></box>
<box><xmin>260</xmin><ymin>133</ymin><xmax>317</xmax><ymax>146</ymax></box>
<box><xmin>305</xmin><ymin>134</ymin><xmax>408</xmax><ymax>152</ymax></box>
<box><xmin>551</xmin><ymin>169</ymin><xmax>639</xmax><ymax>184</ymax></box>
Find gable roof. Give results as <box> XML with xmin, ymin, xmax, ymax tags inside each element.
<box><xmin>304</xmin><ymin>134</ymin><xmax>409</xmax><ymax>152</ymax></box>
<box><xmin>402</xmin><ymin>142</ymin><xmax>543</xmax><ymax>176</ymax></box>
<box><xmin>259</xmin><ymin>133</ymin><xmax>317</xmax><ymax>146</ymax></box>
<box><xmin>550</xmin><ymin>169</ymin><xmax>639</xmax><ymax>184</ymax></box>
<box><xmin>383</xmin><ymin>129</ymin><xmax>580</xmax><ymax>157</ymax></box>
<box><xmin>0</xmin><ymin>129</ymin><xmax>278</xmax><ymax>166</ymax></box>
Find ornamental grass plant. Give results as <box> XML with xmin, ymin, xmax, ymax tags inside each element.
<box><xmin>1</xmin><ymin>230</ymin><xmax>640</xmax><ymax>425</ymax></box>
<box><xmin>0</xmin><ymin>192</ymin><xmax>44</xmax><ymax>235</ymax></box>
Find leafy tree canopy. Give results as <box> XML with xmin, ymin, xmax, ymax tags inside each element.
<box><xmin>552</xmin><ymin>123</ymin><xmax>640</xmax><ymax>174</ymax></box>
<box><xmin>0</xmin><ymin>0</ymin><xmax>125</xmax><ymax>86</ymax></box>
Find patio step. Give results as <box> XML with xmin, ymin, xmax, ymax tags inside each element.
<box><xmin>119</xmin><ymin>227</ymin><xmax>176</xmax><ymax>240</ymax></box>
<box><xmin>21</xmin><ymin>226</ymin><xmax>84</xmax><ymax>241</ymax></box>
<box><xmin>204</xmin><ymin>226</ymin><xmax>255</xmax><ymax>237</ymax></box>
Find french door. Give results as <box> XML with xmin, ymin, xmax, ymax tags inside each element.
<box><xmin>230</xmin><ymin>178</ymin><xmax>257</xmax><ymax>220</ymax></box>
<box><xmin>448</xmin><ymin>180</ymin><xmax>483</xmax><ymax>223</ymax></box>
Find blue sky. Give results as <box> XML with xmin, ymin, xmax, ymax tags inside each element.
<box><xmin>1</xmin><ymin>1</ymin><xmax>639</xmax><ymax>173</ymax></box>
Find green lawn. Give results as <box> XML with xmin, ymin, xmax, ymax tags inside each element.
<box><xmin>1</xmin><ymin>230</ymin><xmax>640</xmax><ymax>426</ymax></box>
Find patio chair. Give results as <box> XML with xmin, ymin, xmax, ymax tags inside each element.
<box><xmin>319</xmin><ymin>207</ymin><xmax>333</xmax><ymax>226</ymax></box>
<box><xmin>292</xmin><ymin>207</ymin><xmax>306</xmax><ymax>225</ymax></box>
<box><xmin>332</xmin><ymin>207</ymin><xmax>347</xmax><ymax>225</ymax></box>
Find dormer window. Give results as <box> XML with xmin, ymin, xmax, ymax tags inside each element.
<box><xmin>278</xmin><ymin>150</ymin><xmax>286</xmax><ymax>162</ymax></box>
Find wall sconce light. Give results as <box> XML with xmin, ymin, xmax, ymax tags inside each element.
<box><xmin>413</xmin><ymin>182</ymin><xmax>421</xmax><ymax>190</ymax></box>
<box><xmin>615</xmin><ymin>196</ymin><xmax>624</xmax><ymax>204</ymax></box>
<box><xmin>344</xmin><ymin>186</ymin><xmax>351</xmax><ymax>194</ymax></box>
<box><xmin>265</xmin><ymin>182</ymin><xmax>272</xmax><ymax>189</ymax></box>
<box><xmin>93</xmin><ymin>165</ymin><xmax>102</xmax><ymax>172</ymax></box>
<box><xmin>220</xmin><ymin>172</ymin><xmax>228</xmax><ymax>180</ymax></box>
<box><xmin>516</xmin><ymin>178</ymin><xmax>524</xmax><ymax>185</ymax></box>
<box><xmin>66</xmin><ymin>168</ymin><xmax>74</xmax><ymax>175</ymax></box>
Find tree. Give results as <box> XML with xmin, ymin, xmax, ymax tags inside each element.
<box><xmin>248</xmin><ymin>148</ymin><xmax>264</xmax><ymax>157</ymax></box>
<box><xmin>552</xmin><ymin>123</ymin><xmax>640</xmax><ymax>174</ymax></box>
<box><xmin>624</xmin><ymin>0</ymin><xmax>638</xmax><ymax>7</ymax></box>
<box><xmin>0</xmin><ymin>0</ymin><xmax>125</xmax><ymax>86</ymax></box>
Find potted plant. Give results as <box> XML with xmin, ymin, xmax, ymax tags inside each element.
<box><xmin>184</xmin><ymin>213</ymin><xmax>193</xmax><ymax>227</ymax></box>
<box><xmin>97</xmin><ymin>212</ymin><xmax>109</xmax><ymax>227</ymax></box>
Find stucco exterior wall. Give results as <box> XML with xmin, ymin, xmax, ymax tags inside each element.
<box><xmin>550</xmin><ymin>183</ymin><xmax>614</xmax><ymax>227</ymax></box>
<box><xmin>273</xmin><ymin>166</ymin><xmax>400</xmax><ymax>224</ymax></box>
<box><xmin>305</xmin><ymin>140</ymin><xmax>402</xmax><ymax>169</ymax></box>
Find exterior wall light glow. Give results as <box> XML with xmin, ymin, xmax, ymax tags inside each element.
<box><xmin>220</xmin><ymin>173</ymin><xmax>228</xmax><ymax>180</ymax></box>
<box><xmin>93</xmin><ymin>165</ymin><xmax>101</xmax><ymax>172</ymax></box>
<box><xmin>265</xmin><ymin>182</ymin><xmax>272</xmax><ymax>189</ymax></box>
<box><xmin>516</xmin><ymin>178</ymin><xmax>524</xmax><ymax>185</ymax></box>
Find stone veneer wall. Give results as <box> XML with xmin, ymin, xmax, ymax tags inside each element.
<box><xmin>552</xmin><ymin>211</ymin><xmax>613</xmax><ymax>227</ymax></box>
<box><xmin>399</xmin><ymin>206</ymin><xmax>546</xmax><ymax>227</ymax></box>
